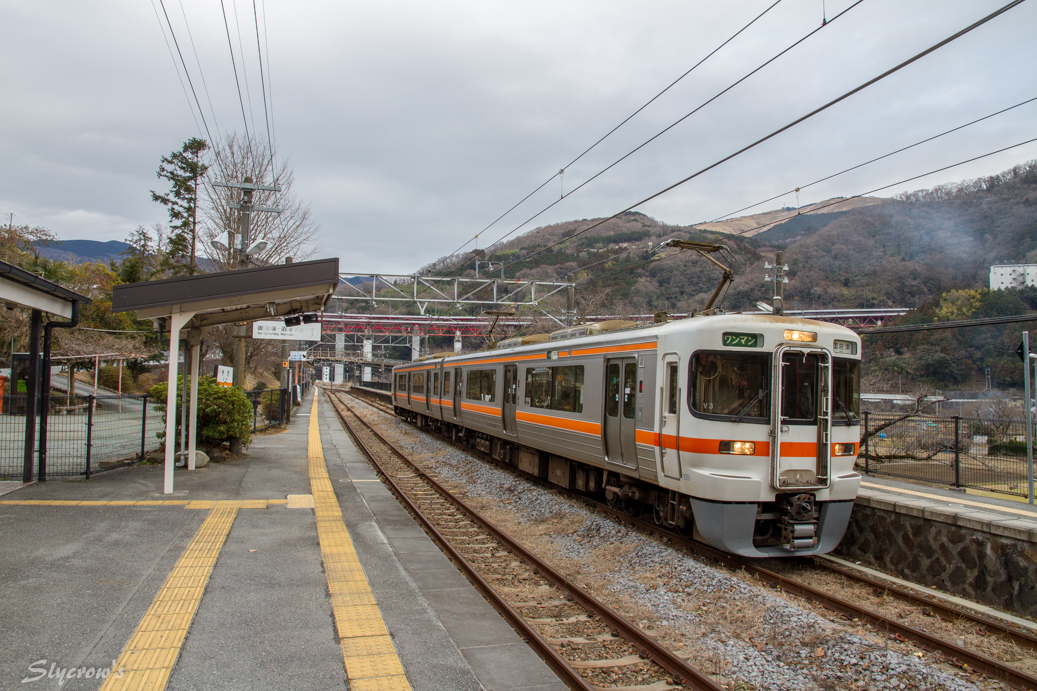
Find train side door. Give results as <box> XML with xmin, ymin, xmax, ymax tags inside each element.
<box><xmin>604</xmin><ymin>358</ymin><xmax>637</xmax><ymax>468</ymax></box>
<box><xmin>424</xmin><ymin>372</ymin><xmax>431</xmax><ymax>412</ymax></box>
<box><xmin>432</xmin><ymin>370</ymin><xmax>440</xmax><ymax>415</ymax></box>
<box><xmin>660</xmin><ymin>355</ymin><xmax>682</xmax><ymax>480</ymax></box>
<box><xmin>771</xmin><ymin>347</ymin><xmax>832</xmax><ymax>490</ymax></box>
<box><xmin>443</xmin><ymin>370</ymin><xmax>452</xmax><ymax>418</ymax></box>
<box><xmin>502</xmin><ymin>365</ymin><xmax>518</xmax><ymax>435</ymax></box>
<box><xmin>453</xmin><ymin>368</ymin><xmax>462</xmax><ymax>419</ymax></box>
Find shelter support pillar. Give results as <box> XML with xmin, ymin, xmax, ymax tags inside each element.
<box><xmin>22</xmin><ymin>309</ymin><xmax>41</xmax><ymax>483</ymax></box>
<box><xmin>411</xmin><ymin>327</ymin><xmax>420</xmax><ymax>361</ymax></box>
<box><xmin>163</xmin><ymin>311</ymin><xmax>196</xmax><ymax>494</ymax></box>
<box><xmin>454</xmin><ymin>330</ymin><xmax>462</xmax><ymax>353</ymax></box>
<box><xmin>187</xmin><ymin>329</ymin><xmax>203</xmax><ymax>471</ymax></box>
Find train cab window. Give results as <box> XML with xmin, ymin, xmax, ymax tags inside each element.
<box><xmin>433</xmin><ymin>372</ymin><xmax>439</xmax><ymax>397</ymax></box>
<box><xmin>411</xmin><ymin>372</ymin><xmax>425</xmax><ymax>393</ymax></box>
<box><xmin>781</xmin><ymin>352</ymin><xmax>819</xmax><ymax>423</ymax></box>
<box><xmin>465</xmin><ymin>369</ymin><xmax>496</xmax><ymax>402</ymax></box>
<box><xmin>525</xmin><ymin>366</ymin><xmax>584</xmax><ymax>413</ymax></box>
<box><xmin>666</xmin><ymin>364</ymin><xmax>679</xmax><ymax>415</ymax></box>
<box><xmin>623</xmin><ymin>363</ymin><xmax>637</xmax><ymax>419</ymax></box>
<box><xmin>832</xmin><ymin>358</ymin><xmax>861</xmax><ymax>425</ymax></box>
<box><xmin>443</xmin><ymin>372</ymin><xmax>451</xmax><ymax>399</ymax></box>
<box><xmin>689</xmin><ymin>351</ymin><xmax>770</xmax><ymax>422</ymax></box>
<box><xmin>606</xmin><ymin>364</ymin><xmax>620</xmax><ymax>417</ymax></box>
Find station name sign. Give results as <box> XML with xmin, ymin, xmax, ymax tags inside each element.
<box><xmin>252</xmin><ymin>321</ymin><xmax>322</xmax><ymax>341</ymax></box>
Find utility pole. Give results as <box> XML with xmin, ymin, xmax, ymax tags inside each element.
<box><xmin>764</xmin><ymin>251</ymin><xmax>789</xmax><ymax>315</ymax></box>
<box><xmin>281</xmin><ymin>257</ymin><xmax>292</xmax><ymax>391</ymax></box>
<box><xmin>213</xmin><ymin>176</ymin><xmax>281</xmax><ymax>453</ymax></box>
<box><xmin>566</xmin><ymin>273</ymin><xmax>575</xmax><ymax>327</ymax></box>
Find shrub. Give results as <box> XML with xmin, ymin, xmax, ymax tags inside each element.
<box><xmin>98</xmin><ymin>365</ymin><xmax>134</xmax><ymax>392</ymax></box>
<box><xmin>150</xmin><ymin>375</ymin><xmax>253</xmax><ymax>448</ymax></box>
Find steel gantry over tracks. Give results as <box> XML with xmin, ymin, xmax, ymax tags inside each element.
<box><xmin>332</xmin><ymin>273</ymin><xmax>576</xmax><ymax>326</ymax></box>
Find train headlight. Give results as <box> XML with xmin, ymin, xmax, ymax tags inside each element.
<box><xmin>783</xmin><ymin>330</ymin><xmax>817</xmax><ymax>342</ymax></box>
<box><xmin>719</xmin><ymin>440</ymin><xmax>756</xmax><ymax>455</ymax></box>
<box><xmin>833</xmin><ymin>443</ymin><xmax>856</xmax><ymax>456</ymax></box>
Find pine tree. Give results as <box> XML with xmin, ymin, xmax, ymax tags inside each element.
<box><xmin>151</xmin><ymin>138</ymin><xmax>210</xmax><ymax>275</ymax></box>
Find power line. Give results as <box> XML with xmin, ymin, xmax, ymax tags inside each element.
<box><xmin>150</xmin><ymin>0</ymin><xmax>201</xmax><ymax>138</ymax></box>
<box><xmin>472</xmin><ymin>0</ymin><xmax>867</xmax><ymax>267</ymax></box>
<box><xmin>501</xmin><ymin>0</ymin><xmax>1028</xmax><ymax>271</ymax></box>
<box><xmin>230</xmin><ymin>0</ymin><xmax>259</xmax><ymax>140</ymax></box>
<box><xmin>177</xmin><ymin>0</ymin><xmax>226</xmax><ymax>151</ymax></box>
<box><xmin>439</xmin><ymin>0</ymin><xmax>787</xmax><ymax>264</ymax></box>
<box><xmin>154</xmin><ymin>0</ymin><xmax>227</xmax><ymax>178</ymax></box>
<box><xmin>260</xmin><ymin>0</ymin><xmax>278</xmax><ymax>186</ymax></box>
<box><xmin>860</xmin><ymin>314</ymin><xmax>1037</xmax><ymax>334</ymax></box>
<box><xmin>253</xmin><ymin>0</ymin><xmax>276</xmax><ymax>181</ymax></box>
<box><xmin>707</xmin><ymin>95</ymin><xmax>1037</xmax><ymax>225</ymax></box>
<box><xmin>219</xmin><ymin>0</ymin><xmax>254</xmax><ymax>154</ymax></box>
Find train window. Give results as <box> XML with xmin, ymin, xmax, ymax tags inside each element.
<box><xmin>433</xmin><ymin>372</ymin><xmax>439</xmax><ymax>396</ymax></box>
<box><xmin>667</xmin><ymin>364</ymin><xmax>679</xmax><ymax>415</ymax></box>
<box><xmin>465</xmin><ymin>369</ymin><xmax>496</xmax><ymax>402</ymax></box>
<box><xmin>781</xmin><ymin>352</ymin><xmax>819</xmax><ymax>423</ymax></box>
<box><xmin>623</xmin><ymin>363</ymin><xmax>637</xmax><ymax>419</ymax></box>
<box><xmin>606</xmin><ymin>364</ymin><xmax>620</xmax><ymax>417</ymax></box>
<box><xmin>412</xmin><ymin>372</ymin><xmax>425</xmax><ymax>393</ymax></box>
<box><xmin>525</xmin><ymin>366</ymin><xmax>584</xmax><ymax>413</ymax></box>
<box><xmin>832</xmin><ymin>358</ymin><xmax>861</xmax><ymax>425</ymax></box>
<box><xmin>443</xmin><ymin>372</ymin><xmax>451</xmax><ymax>399</ymax></box>
<box><xmin>689</xmin><ymin>351</ymin><xmax>770</xmax><ymax>422</ymax></box>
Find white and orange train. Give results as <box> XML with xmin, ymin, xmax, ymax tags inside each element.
<box><xmin>392</xmin><ymin>314</ymin><xmax>862</xmax><ymax>557</ymax></box>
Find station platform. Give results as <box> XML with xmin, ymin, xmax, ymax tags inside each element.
<box><xmin>0</xmin><ymin>387</ymin><xmax>564</xmax><ymax>691</ymax></box>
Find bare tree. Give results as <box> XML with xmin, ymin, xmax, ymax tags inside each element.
<box><xmin>200</xmin><ymin>134</ymin><xmax>319</xmax><ymax>270</ymax></box>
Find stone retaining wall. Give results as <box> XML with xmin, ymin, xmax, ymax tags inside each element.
<box><xmin>834</xmin><ymin>492</ymin><xmax>1037</xmax><ymax>618</ymax></box>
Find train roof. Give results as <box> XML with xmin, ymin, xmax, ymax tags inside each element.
<box><xmin>394</xmin><ymin>313</ymin><xmax>859</xmax><ymax>371</ymax></box>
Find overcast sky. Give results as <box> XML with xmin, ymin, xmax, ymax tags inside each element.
<box><xmin>2</xmin><ymin>0</ymin><xmax>1035</xmax><ymax>275</ymax></box>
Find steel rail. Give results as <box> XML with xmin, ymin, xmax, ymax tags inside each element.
<box><xmin>327</xmin><ymin>390</ymin><xmax>723</xmax><ymax>691</ymax></box>
<box><xmin>356</xmin><ymin>390</ymin><xmax>1037</xmax><ymax>690</ymax></box>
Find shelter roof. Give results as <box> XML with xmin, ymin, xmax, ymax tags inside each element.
<box><xmin>0</xmin><ymin>259</ymin><xmax>91</xmax><ymax>318</ymax></box>
<box><xmin>111</xmin><ymin>258</ymin><xmax>339</xmax><ymax>330</ymax></box>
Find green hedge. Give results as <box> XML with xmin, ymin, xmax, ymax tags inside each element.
<box><xmin>150</xmin><ymin>375</ymin><xmax>253</xmax><ymax>448</ymax></box>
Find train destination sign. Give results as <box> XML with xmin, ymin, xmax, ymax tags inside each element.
<box><xmin>722</xmin><ymin>332</ymin><xmax>761</xmax><ymax>348</ymax></box>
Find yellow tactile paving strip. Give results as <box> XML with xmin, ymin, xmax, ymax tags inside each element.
<box><xmin>99</xmin><ymin>505</ymin><xmax>239</xmax><ymax>691</ymax></box>
<box><xmin>308</xmin><ymin>395</ymin><xmax>411</xmax><ymax>691</ymax></box>
<box><xmin>861</xmin><ymin>481</ymin><xmax>1037</xmax><ymax>519</ymax></box>
<box><xmin>0</xmin><ymin>498</ymin><xmax>299</xmax><ymax>509</ymax></box>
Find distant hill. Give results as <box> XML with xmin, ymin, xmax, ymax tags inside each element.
<box><xmin>691</xmin><ymin>197</ymin><xmax>890</xmax><ymax>237</ymax></box>
<box><xmin>42</xmin><ymin>239</ymin><xmax>130</xmax><ymax>264</ymax></box>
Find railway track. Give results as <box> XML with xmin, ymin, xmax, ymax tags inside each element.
<box><xmin>342</xmin><ymin>385</ymin><xmax>1037</xmax><ymax>690</ymax></box>
<box><xmin>325</xmin><ymin>389</ymin><xmax>723</xmax><ymax>691</ymax></box>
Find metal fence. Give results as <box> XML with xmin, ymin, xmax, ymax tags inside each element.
<box><xmin>0</xmin><ymin>394</ymin><xmax>164</xmax><ymax>480</ymax></box>
<box><xmin>1</xmin><ymin>384</ymin><xmax>309</xmax><ymax>480</ymax></box>
<box><xmin>858</xmin><ymin>411</ymin><xmax>1033</xmax><ymax>497</ymax></box>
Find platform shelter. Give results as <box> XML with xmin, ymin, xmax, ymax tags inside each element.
<box><xmin>112</xmin><ymin>258</ymin><xmax>339</xmax><ymax>494</ymax></box>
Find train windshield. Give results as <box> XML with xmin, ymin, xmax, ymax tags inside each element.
<box><xmin>688</xmin><ymin>351</ymin><xmax>770</xmax><ymax>422</ymax></box>
<box><xmin>832</xmin><ymin>357</ymin><xmax>861</xmax><ymax>425</ymax></box>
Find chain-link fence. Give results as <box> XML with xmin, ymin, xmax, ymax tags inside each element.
<box><xmin>858</xmin><ymin>411</ymin><xmax>1033</xmax><ymax>497</ymax></box>
<box><xmin>0</xmin><ymin>393</ymin><xmax>164</xmax><ymax>479</ymax></box>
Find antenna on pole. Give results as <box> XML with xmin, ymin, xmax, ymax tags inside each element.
<box><xmin>763</xmin><ymin>251</ymin><xmax>789</xmax><ymax>315</ymax></box>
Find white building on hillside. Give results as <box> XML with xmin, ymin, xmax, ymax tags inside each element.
<box><xmin>990</xmin><ymin>264</ymin><xmax>1037</xmax><ymax>290</ymax></box>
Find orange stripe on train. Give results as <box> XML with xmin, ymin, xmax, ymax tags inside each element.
<box><xmin>516</xmin><ymin>411</ymin><xmax>601</xmax><ymax>436</ymax></box>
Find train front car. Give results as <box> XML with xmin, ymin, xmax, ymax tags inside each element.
<box><xmin>661</xmin><ymin>314</ymin><xmax>861</xmax><ymax>558</ymax></box>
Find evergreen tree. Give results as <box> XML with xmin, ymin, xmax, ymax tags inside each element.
<box><xmin>151</xmin><ymin>138</ymin><xmax>210</xmax><ymax>275</ymax></box>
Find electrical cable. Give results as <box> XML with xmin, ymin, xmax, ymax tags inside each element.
<box><xmin>253</xmin><ymin>0</ymin><xmax>276</xmax><ymax>182</ymax></box>
<box><xmin>219</xmin><ymin>0</ymin><xmax>254</xmax><ymax>156</ymax></box>
<box><xmin>154</xmin><ymin>0</ymin><xmax>228</xmax><ymax>178</ymax></box>
<box><xmin>260</xmin><ymin>0</ymin><xmax>278</xmax><ymax>185</ymax></box>
<box><xmin>500</xmin><ymin>0</ymin><xmax>1028</xmax><ymax>271</ymax></box>
<box><xmin>150</xmin><ymin>0</ymin><xmax>201</xmax><ymax>138</ymax></box>
<box><xmin>707</xmin><ymin>95</ymin><xmax>1037</xmax><ymax>224</ymax></box>
<box><xmin>474</xmin><ymin>0</ymin><xmax>867</xmax><ymax>266</ymax></box>
<box><xmin>231</xmin><ymin>0</ymin><xmax>259</xmax><ymax>142</ymax></box>
<box><xmin>439</xmin><ymin>0</ymin><xmax>786</xmax><ymax>263</ymax></box>
<box><xmin>177</xmin><ymin>0</ymin><xmax>225</xmax><ymax>153</ymax></box>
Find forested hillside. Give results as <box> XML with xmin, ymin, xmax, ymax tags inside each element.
<box><xmin>426</xmin><ymin>160</ymin><xmax>1037</xmax><ymax>389</ymax></box>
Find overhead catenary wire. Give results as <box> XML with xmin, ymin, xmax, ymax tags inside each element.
<box><xmin>230</xmin><ymin>0</ymin><xmax>259</xmax><ymax>142</ymax></box>
<box><xmin>439</xmin><ymin>0</ymin><xmax>787</xmax><ymax>264</ymax></box>
<box><xmin>706</xmin><ymin>95</ymin><xmax>1037</xmax><ymax>225</ymax></box>
<box><xmin>500</xmin><ymin>0</ymin><xmax>1029</xmax><ymax>271</ymax></box>
<box><xmin>571</xmin><ymin>137</ymin><xmax>1037</xmax><ymax>301</ymax></box>
<box><xmin>472</xmin><ymin>0</ymin><xmax>867</xmax><ymax>268</ymax></box>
